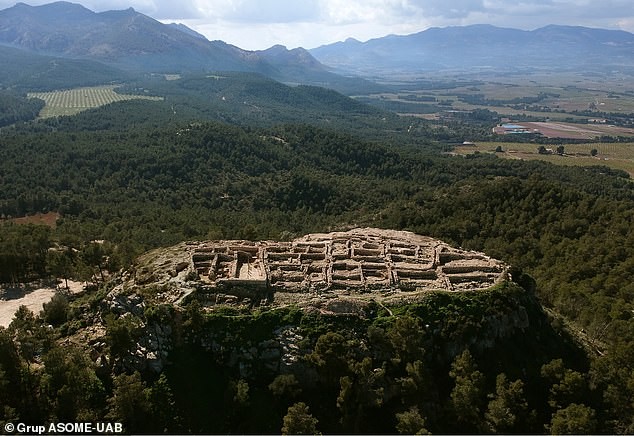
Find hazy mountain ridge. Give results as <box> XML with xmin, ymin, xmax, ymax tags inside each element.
<box><xmin>310</xmin><ymin>24</ymin><xmax>634</xmax><ymax>77</ymax></box>
<box><xmin>0</xmin><ymin>1</ymin><xmax>353</xmax><ymax>88</ymax></box>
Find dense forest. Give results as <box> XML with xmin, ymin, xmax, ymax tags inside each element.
<box><xmin>0</xmin><ymin>74</ymin><xmax>633</xmax><ymax>434</ymax></box>
<box><xmin>0</xmin><ymin>92</ymin><xmax>45</xmax><ymax>127</ymax></box>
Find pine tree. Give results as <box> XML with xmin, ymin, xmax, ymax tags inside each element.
<box><xmin>281</xmin><ymin>402</ymin><xmax>319</xmax><ymax>435</ymax></box>
<box><xmin>448</xmin><ymin>350</ymin><xmax>486</xmax><ymax>432</ymax></box>
<box><xmin>485</xmin><ymin>373</ymin><xmax>528</xmax><ymax>433</ymax></box>
<box><xmin>395</xmin><ymin>406</ymin><xmax>430</xmax><ymax>435</ymax></box>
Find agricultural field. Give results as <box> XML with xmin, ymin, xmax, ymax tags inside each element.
<box><xmin>363</xmin><ymin>71</ymin><xmax>634</xmax><ymax>121</ymax></box>
<box><xmin>28</xmin><ymin>85</ymin><xmax>163</xmax><ymax>118</ymax></box>
<box><xmin>453</xmin><ymin>141</ymin><xmax>634</xmax><ymax>177</ymax></box>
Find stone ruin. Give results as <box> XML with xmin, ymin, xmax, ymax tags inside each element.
<box><xmin>189</xmin><ymin>228</ymin><xmax>508</xmax><ymax>301</ymax></box>
<box><xmin>97</xmin><ymin>228</ymin><xmax>512</xmax><ymax>374</ymax></box>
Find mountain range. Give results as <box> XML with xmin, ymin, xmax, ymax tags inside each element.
<box><xmin>310</xmin><ymin>24</ymin><xmax>634</xmax><ymax>78</ymax></box>
<box><xmin>0</xmin><ymin>1</ymin><xmax>368</xmax><ymax>91</ymax></box>
<box><xmin>1</xmin><ymin>1</ymin><xmax>633</xmax><ymax>89</ymax></box>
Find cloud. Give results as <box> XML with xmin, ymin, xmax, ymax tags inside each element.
<box><xmin>617</xmin><ymin>17</ymin><xmax>634</xmax><ymax>32</ymax></box>
<box><xmin>220</xmin><ymin>0</ymin><xmax>320</xmax><ymax>23</ymax></box>
<box><xmin>150</xmin><ymin>0</ymin><xmax>321</xmax><ymax>22</ymax></box>
<box><xmin>319</xmin><ymin>0</ymin><xmax>413</xmax><ymax>24</ymax></box>
<box><xmin>416</xmin><ymin>0</ymin><xmax>488</xmax><ymax>19</ymax></box>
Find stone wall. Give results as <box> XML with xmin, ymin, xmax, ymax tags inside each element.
<box><xmin>190</xmin><ymin>228</ymin><xmax>508</xmax><ymax>301</ymax></box>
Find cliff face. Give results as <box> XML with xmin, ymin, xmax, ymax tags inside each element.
<box><xmin>184</xmin><ymin>282</ymin><xmax>537</xmax><ymax>379</ymax></box>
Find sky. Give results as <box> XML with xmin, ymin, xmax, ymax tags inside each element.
<box><xmin>1</xmin><ymin>0</ymin><xmax>634</xmax><ymax>50</ymax></box>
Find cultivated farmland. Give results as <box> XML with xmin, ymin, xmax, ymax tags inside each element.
<box><xmin>453</xmin><ymin>142</ymin><xmax>634</xmax><ymax>177</ymax></box>
<box><xmin>360</xmin><ymin>71</ymin><xmax>634</xmax><ymax>122</ymax></box>
<box><xmin>28</xmin><ymin>85</ymin><xmax>163</xmax><ymax>118</ymax></box>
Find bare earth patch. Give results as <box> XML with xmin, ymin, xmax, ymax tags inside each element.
<box><xmin>4</xmin><ymin>211</ymin><xmax>60</xmax><ymax>228</ymax></box>
<box><xmin>0</xmin><ymin>280</ymin><xmax>85</xmax><ymax>327</ymax></box>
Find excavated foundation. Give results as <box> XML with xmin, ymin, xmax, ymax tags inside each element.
<box><xmin>127</xmin><ymin>228</ymin><xmax>511</xmax><ymax>314</ymax></box>
<box><xmin>190</xmin><ymin>228</ymin><xmax>508</xmax><ymax>295</ymax></box>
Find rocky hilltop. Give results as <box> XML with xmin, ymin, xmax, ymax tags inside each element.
<box><xmin>117</xmin><ymin>228</ymin><xmax>509</xmax><ymax>315</ymax></box>
<box><xmin>88</xmin><ymin>228</ymin><xmax>525</xmax><ymax>375</ymax></box>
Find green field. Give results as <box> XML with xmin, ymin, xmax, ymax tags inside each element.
<box><xmin>28</xmin><ymin>85</ymin><xmax>163</xmax><ymax>118</ymax></box>
<box><xmin>455</xmin><ymin>141</ymin><xmax>634</xmax><ymax>177</ymax></box>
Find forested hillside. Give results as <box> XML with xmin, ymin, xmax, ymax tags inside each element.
<box><xmin>3</xmin><ymin>72</ymin><xmax>390</xmax><ymax>133</ymax></box>
<box><xmin>0</xmin><ymin>91</ymin><xmax>44</xmax><ymax>127</ymax></box>
<box><xmin>0</xmin><ymin>46</ymin><xmax>129</xmax><ymax>91</ymax></box>
<box><xmin>0</xmin><ymin>73</ymin><xmax>633</xmax><ymax>433</ymax></box>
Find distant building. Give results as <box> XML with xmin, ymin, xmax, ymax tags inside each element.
<box><xmin>493</xmin><ymin>123</ymin><xmax>536</xmax><ymax>135</ymax></box>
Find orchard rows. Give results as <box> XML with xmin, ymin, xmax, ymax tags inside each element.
<box><xmin>28</xmin><ymin>85</ymin><xmax>162</xmax><ymax>118</ymax></box>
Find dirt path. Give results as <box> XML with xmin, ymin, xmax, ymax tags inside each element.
<box><xmin>0</xmin><ymin>281</ymin><xmax>85</xmax><ymax>327</ymax></box>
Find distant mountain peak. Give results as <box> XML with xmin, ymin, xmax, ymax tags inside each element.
<box><xmin>257</xmin><ymin>44</ymin><xmax>326</xmax><ymax>74</ymax></box>
<box><xmin>22</xmin><ymin>1</ymin><xmax>93</xmax><ymax>13</ymax></box>
<box><xmin>5</xmin><ymin>1</ymin><xmax>95</xmax><ymax>22</ymax></box>
<box><xmin>263</xmin><ymin>44</ymin><xmax>289</xmax><ymax>53</ymax></box>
